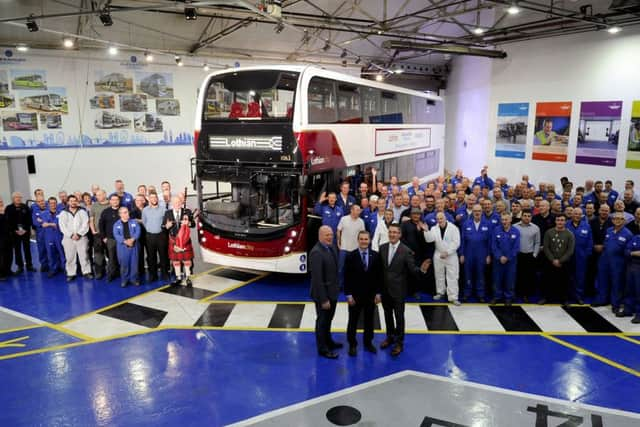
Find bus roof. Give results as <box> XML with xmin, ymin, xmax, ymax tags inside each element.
<box><xmin>202</xmin><ymin>65</ymin><xmax>442</xmax><ymax>101</ymax></box>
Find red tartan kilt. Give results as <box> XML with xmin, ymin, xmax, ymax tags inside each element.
<box><xmin>168</xmin><ymin>235</ymin><xmax>194</xmax><ymax>261</ymax></box>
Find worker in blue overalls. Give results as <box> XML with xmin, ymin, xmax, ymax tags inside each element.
<box><xmin>314</xmin><ymin>192</ymin><xmax>343</xmax><ymax>237</ymax></box>
<box><xmin>567</xmin><ymin>208</ymin><xmax>593</xmax><ymax>304</ymax></box>
<box><xmin>482</xmin><ymin>199</ymin><xmax>501</xmax><ymax>231</ymax></box>
<box><xmin>113</xmin><ymin>206</ymin><xmax>141</xmax><ymax>287</ymax></box>
<box><xmin>40</xmin><ymin>197</ymin><xmax>65</xmax><ymax>278</ymax></box>
<box><xmin>626</xmin><ymin>233</ymin><xmax>640</xmax><ymax>323</ymax></box>
<box><xmin>460</xmin><ymin>204</ymin><xmax>492</xmax><ymax>302</ymax></box>
<box><xmin>491</xmin><ymin>213</ymin><xmax>520</xmax><ymax>306</ymax></box>
<box><xmin>31</xmin><ymin>197</ymin><xmax>49</xmax><ymax>273</ymax></box>
<box><xmin>592</xmin><ymin>212</ymin><xmax>633</xmax><ymax>315</ymax></box>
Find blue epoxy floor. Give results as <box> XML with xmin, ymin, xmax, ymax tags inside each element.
<box><xmin>1</xmin><ymin>243</ymin><xmax>640</xmax><ymax>426</ymax></box>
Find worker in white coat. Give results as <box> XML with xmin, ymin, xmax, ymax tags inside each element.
<box><xmin>58</xmin><ymin>194</ymin><xmax>93</xmax><ymax>282</ymax></box>
<box><xmin>423</xmin><ymin>212</ymin><xmax>461</xmax><ymax>305</ymax></box>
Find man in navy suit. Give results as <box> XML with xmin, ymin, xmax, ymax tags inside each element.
<box><xmin>344</xmin><ymin>230</ymin><xmax>383</xmax><ymax>356</ymax></box>
<box><xmin>309</xmin><ymin>225</ymin><xmax>342</xmax><ymax>359</ymax></box>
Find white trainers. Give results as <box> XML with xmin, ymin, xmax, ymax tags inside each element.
<box><xmin>452</xmin><ymin>300</ymin><xmax>461</xmax><ymax>306</ymax></box>
<box><xmin>433</xmin><ymin>294</ymin><xmax>444</xmax><ymax>301</ymax></box>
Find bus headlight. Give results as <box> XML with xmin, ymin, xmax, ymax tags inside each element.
<box><xmin>287</xmin><ymin>239</ymin><xmax>293</xmax><ymax>245</ymax></box>
<box><xmin>284</xmin><ymin>246</ymin><xmax>291</xmax><ymax>253</ymax></box>
<box><xmin>290</xmin><ymin>230</ymin><xmax>297</xmax><ymax>238</ymax></box>
<box><xmin>201</xmin><ymin>237</ymin><xmax>207</xmax><ymax>243</ymax></box>
<box><xmin>199</xmin><ymin>230</ymin><xmax>204</xmax><ymax>235</ymax></box>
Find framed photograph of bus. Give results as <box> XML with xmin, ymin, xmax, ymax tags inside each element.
<box><xmin>94</xmin><ymin>72</ymin><xmax>133</xmax><ymax>93</ymax></box>
<box><xmin>119</xmin><ymin>94</ymin><xmax>147</xmax><ymax>112</ymax></box>
<box><xmin>89</xmin><ymin>93</ymin><xmax>116</xmax><ymax>109</ymax></box>
<box><xmin>40</xmin><ymin>113</ymin><xmax>62</xmax><ymax>129</ymax></box>
<box><xmin>136</xmin><ymin>72</ymin><xmax>174</xmax><ymax>98</ymax></box>
<box><xmin>0</xmin><ymin>94</ymin><xmax>15</xmax><ymax>109</ymax></box>
<box><xmin>2</xmin><ymin>112</ymin><xmax>38</xmax><ymax>131</ymax></box>
<box><xmin>134</xmin><ymin>113</ymin><xmax>163</xmax><ymax>132</ymax></box>
<box><xmin>10</xmin><ymin>70</ymin><xmax>47</xmax><ymax>90</ymax></box>
<box><xmin>18</xmin><ymin>87</ymin><xmax>68</xmax><ymax>114</ymax></box>
<box><xmin>0</xmin><ymin>70</ymin><xmax>9</xmax><ymax>94</ymax></box>
<box><xmin>156</xmin><ymin>98</ymin><xmax>180</xmax><ymax>116</ymax></box>
<box><xmin>95</xmin><ymin>111</ymin><xmax>131</xmax><ymax>129</ymax></box>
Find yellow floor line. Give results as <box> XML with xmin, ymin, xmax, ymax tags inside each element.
<box><xmin>617</xmin><ymin>335</ymin><xmax>640</xmax><ymax>346</ymax></box>
<box><xmin>0</xmin><ymin>324</ymin><xmax>44</xmax><ymax>335</ymax></box>
<box><xmin>45</xmin><ymin>323</ymin><xmax>94</xmax><ymax>342</ymax></box>
<box><xmin>542</xmin><ymin>334</ymin><xmax>640</xmax><ymax>378</ymax></box>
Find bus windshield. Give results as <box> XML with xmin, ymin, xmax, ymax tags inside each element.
<box><xmin>203</xmin><ymin>70</ymin><xmax>298</xmax><ymax>121</ymax></box>
<box><xmin>202</xmin><ymin>173</ymin><xmax>301</xmax><ymax>236</ymax></box>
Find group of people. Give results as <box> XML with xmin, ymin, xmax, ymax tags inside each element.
<box><xmin>0</xmin><ymin>180</ymin><xmax>197</xmax><ymax>288</ymax></box>
<box><xmin>310</xmin><ymin>167</ymin><xmax>640</xmax><ymax>358</ymax></box>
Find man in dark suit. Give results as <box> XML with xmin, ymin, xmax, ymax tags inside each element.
<box><xmin>344</xmin><ymin>230</ymin><xmax>383</xmax><ymax>356</ymax></box>
<box><xmin>309</xmin><ymin>225</ymin><xmax>343</xmax><ymax>359</ymax></box>
<box><xmin>379</xmin><ymin>223</ymin><xmax>429</xmax><ymax>356</ymax></box>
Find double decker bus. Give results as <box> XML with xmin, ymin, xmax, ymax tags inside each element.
<box><xmin>193</xmin><ymin>66</ymin><xmax>444</xmax><ymax>273</ymax></box>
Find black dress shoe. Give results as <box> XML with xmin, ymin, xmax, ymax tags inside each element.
<box><xmin>632</xmin><ymin>315</ymin><xmax>640</xmax><ymax>324</ymax></box>
<box><xmin>478</xmin><ymin>297</ymin><xmax>485</xmax><ymax>303</ymax></box>
<box><xmin>83</xmin><ymin>273</ymin><xmax>94</xmax><ymax>279</ymax></box>
<box><xmin>40</xmin><ymin>266</ymin><xmax>49</xmax><ymax>273</ymax></box>
<box><xmin>107</xmin><ymin>275</ymin><xmax>115</xmax><ymax>283</ymax></box>
<box><xmin>329</xmin><ymin>342</ymin><xmax>343</xmax><ymax>350</ymax></box>
<box><xmin>161</xmin><ymin>274</ymin><xmax>170</xmax><ymax>281</ymax></box>
<box><xmin>380</xmin><ymin>338</ymin><xmax>394</xmax><ymax>349</ymax></box>
<box><xmin>149</xmin><ymin>275</ymin><xmax>158</xmax><ymax>282</ymax></box>
<box><xmin>577</xmin><ymin>298</ymin><xmax>585</xmax><ymax>305</ymax></box>
<box><xmin>505</xmin><ymin>300</ymin><xmax>512</xmax><ymax>307</ymax></box>
<box><xmin>26</xmin><ymin>266</ymin><xmax>36</xmax><ymax>272</ymax></box>
<box><xmin>391</xmin><ymin>344</ymin><xmax>403</xmax><ymax>356</ymax></box>
<box><xmin>522</xmin><ymin>296</ymin><xmax>529</xmax><ymax>303</ymax></box>
<box><xmin>120</xmin><ymin>281</ymin><xmax>129</xmax><ymax>288</ymax></box>
<box><xmin>66</xmin><ymin>276</ymin><xmax>76</xmax><ymax>282</ymax></box>
<box><xmin>489</xmin><ymin>298</ymin><xmax>499</xmax><ymax>305</ymax></box>
<box><xmin>15</xmin><ymin>268</ymin><xmax>24</xmax><ymax>274</ymax></box>
<box><xmin>95</xmin><ymin>273</ymin><xmax>104</xmax><ymax>280</ymax></box>
<box><xmin>133</xmin><ymin>280</ymin><xmax>141</xmax><ymax>287</ymax></box>
<box><xmin>318</xmin><ymin>351</ymin><xmax>338</xmax><ymax>359</ymax></box>
<box><xmin>364</xmin><ymin>343</ymin><xmax>377</xmax><ymax>354</ymax></box>
<box><xmin>186</xmin><ymin>277</ymin><xmax>193</xmax><ymax>287</ymax></box>
<box><xmin>591</xmin><ymin>302</ymin><xmax>607</xmax><ymax>307</ymax></box>
<box><xmin>348</xmin><ymin>346</ymin><xmax>357</xmax><ymax>357</ymax></box>
<box><xmin>538</xmin><ymin>298</ymin><xmax>546</xmax><ymax>305</ymax></box>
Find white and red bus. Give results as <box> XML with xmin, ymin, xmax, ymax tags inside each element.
<box><xmin>193</xmin><ymin>65</ymin><xmax>445</xmax><ymax>273</ymax></box>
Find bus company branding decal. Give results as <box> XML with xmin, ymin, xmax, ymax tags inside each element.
<box><xmin>209</xmin><ymin>135</ymin><xmax>283</xmax><ymax>151</ymax></box>
<box><xmin>375</xmin><ymin>128</ymin><xmax>431</xmax><ymax>156</ymax></box>
<box><xmin>228</xmin><ymin>242</ymin><xmax>255</xmax><ymax>251</ymax></box>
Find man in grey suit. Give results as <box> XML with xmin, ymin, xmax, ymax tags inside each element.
<box><xmin>379</xmin><ymin>223</ymin><xmax>429</xmax><ymax>356</ymax></box>
<box><xmin>309</xmin><ymin>225</ymin><xmax>343</xmax><ymax>359</ymax></box>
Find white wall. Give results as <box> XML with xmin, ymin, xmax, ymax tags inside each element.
<box><xmin>444</xmin><ymin>54</ymin><xmax>493</xmax><ymax>178</ymax></box>
<box><xmin>486</xmin><ymin>29</ymin><xmax>640</xmax><ymax>188</ymax></box>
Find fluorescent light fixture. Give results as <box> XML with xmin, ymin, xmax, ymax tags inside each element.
<box><xmin>507</xmin><ymin>5</ymin><xmax>520</xmax><ymax>15</ymax></box>
<box><xmin>394</xmin><ymin>68</ymin><xmax>404</xmax><ymax>74</ymax></box>
<box><xmin>375</xmin><ymin>74</ymin><xmax>384</xmax><ymax>82</ymax></box>
<box><xmin>16</xmin><ymin>44</ymin><xmax>29</xmax><ymax>52</ymax></box>
<box><xmin>144</xmin><ymin>52</ymin><xmax>153</xmax><ymax>62</ymax></box>
<box><xmin>108</xmin><ymin>46</ymin><xmax>118</xmax><ymax>55</ymax></box>
<box><xmin>63</xmin><ymin>38</ymin><xmax>74</xmax><ymax>48</ymax></box>
<box><xmin>203</xmin><ymin>63</ymin><xmax>210</xmax><ymax>71</ymax></box>
<box><xmin>608</xmin><ymin>26</ymin><xmax>621</xmax><ymax>34</ymax></box>
<box><xmin>473</xmin><ymin>27</ymin><xmax>485</xmax><ymax>35</ymax></box>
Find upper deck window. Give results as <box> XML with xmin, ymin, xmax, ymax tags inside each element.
<box><xmin>203</xmin><ymin>70</ymin><xmax>299</xmax><ymax>121</ymax></box>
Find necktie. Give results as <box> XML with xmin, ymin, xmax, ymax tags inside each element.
<box><xmin>388</xmin><ymin>244</ymin><xmax>395</xmax><ymax>266</ymax></box>
<box><xmin>361</xmin><ymin>250</ymin><xmax>367</xmax><ymax>270</ymax></box>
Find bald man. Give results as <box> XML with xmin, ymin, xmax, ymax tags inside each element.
<box><xmin>309</xmin><ymin>225</ymin><xmax>342</xmax><ymax>359</ymax></box>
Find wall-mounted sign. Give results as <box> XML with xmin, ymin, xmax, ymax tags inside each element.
<box><xmin>375</xmin><ymin>128</ymin><xmax>430</xmax><ymax>156</ymax></box>
<box><xmin>495</xmin><ymin>102</ymin><xmax>529</xmax><ymax>159</ymax></box>
<box><xmin>575</xmin><ymin>101</ymin><xmax>622</xmax><ymax>167</ymax></box>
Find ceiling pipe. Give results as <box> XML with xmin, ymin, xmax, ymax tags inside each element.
<box><xmin>382</xmin><ymin>40</ymin><xmax>507</xmax><ymax>59</ymax></box>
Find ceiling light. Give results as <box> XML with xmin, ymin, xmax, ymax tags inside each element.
<box><xmin>16</xmin><ymin>44</ymin><xmax>29</xmax><ymax>52</ymax></box>
<box><xmin>175</xmin><ymin>56</ymin><xmax>183</xmax><ymax>66</ymax></box>
<box><xmin>144</xmin><ymin>51</ymin><xmax>153</xmax><ymax>62</ymax></box>
<box><xmin>63</xmin><ymin>38</ymin><xmax>74</xmax><ymax>48</ymax></box>
<box><xmin>184</xmin><ymin>7</ymin><xmax>197</xmax><ymax>21</ymax></box>
<box><xmin>507</xmin><ymin>5</ymin><xmax>520</xmax><ymax>15</ymax></box>
<box><xmin>608</xmin><ymin>26</ymin><xmax>621</xmax><ymax>34</ymax></box>
<box><xmin>203</xmin><ymin>63</ymin><xmax>210</xmax><ymax>71</ymax></box>
<box><xmin>340</xmin><ymin>49</ymin><xmax>347</xmax><ymax>58</ymax></box>
<box><xmin>108</xmin><ymin>46</ymin><xmax>118</xmax><ymax>55</ymax></box>
<box><xmin>473</xmin><ymin>27</ymin><xmax>485</xmax><ymax>35</ymax></box>
<box><xmin>394</xmin><ymin>68</ymin><xmax>404</xmax><ymax>74</ymax></box>
<box><xmin>99</xmin><ymin>8</ymin><xmax>113</xmax><ymax>26</ymax></box>
<box><xmin>26</xmin><ymin>15</ymin><xmax>38</xmax><ymax>32</ymax></box>
<box><xmin>377</xmin><ymin>30</ymin><xmax>383</xmax><ymax>35</ymax></box>
<box><xmin>375</xmin><ymin>74</ymin><xmax>384</xmax><ymax>82</ymax></box>
<box><xmin>322</xmin><ymin>40</ymin><xmax>331</xmax><ymax>51</ymax></box>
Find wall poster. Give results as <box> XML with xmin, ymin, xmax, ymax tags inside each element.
<box><xmin>495</xmin><ymin>102</ymin><xmax>528</xmax><ymax>159</ymax></box>
<box><xmin>626</xmin><ymin>100</ymin><xmax>640</xmax><ymax>169</ymax></box>
<box><xmin>532</xmin><ymin>101</ymin><xmax>571</xmax><ymax>162</ymax></box>
<box><xmin>575</xmin><ymin>101</ymin><xmax>622</xmax><ymax>167</ymax></box>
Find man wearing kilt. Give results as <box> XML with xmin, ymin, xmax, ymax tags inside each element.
<box><xmin>163</xmin><ymin>196</ymin><xmax>195</xmax><ymax>286</ymax></box>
